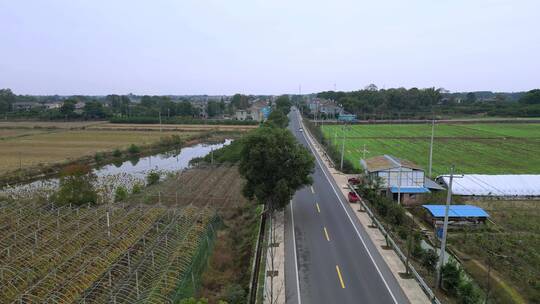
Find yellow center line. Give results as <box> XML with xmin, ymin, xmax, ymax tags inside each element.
<box><xmin>336</xmin><ymin>265</ymin><xmax>346</xmax><ymax>289</ymax></box>
<box><xmin>316</xmin><ymin>203</ymin><xmax>321</xmax><ymax>213</ymax></box>
<box><xmin>310</xmin><ymin>186</ymin><xmax>315</xmax><ymax>194</ymax></box>
<box><xmin>324</xmin><ymin>227</ymin><xmax>330</xmax><ymax>241</ymax></box>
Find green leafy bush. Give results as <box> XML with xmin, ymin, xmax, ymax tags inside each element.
<box><xmin>132</xmin><ymin>182</ymin><xmax>143</xmax><ymax>194</ymax></box>
<box><xmin>53</xmin><ymin>164</ymin><xmax>97</xmax><ymax>206</ymax></box>
<box><xmin>442</xmin><ymin>261</ymin><xmax>462</xmax><ymax>294</ymax></box>
<box><xmin>112</xmin><ymin>149</ymin><xmax>122</xmax><ymax>157</ymax></box>
<box><xmin>94</xmin><ymin>152</ymin><xmax>104</xmax><ymax>162</ymax></box>
<box><xmin>421</xmin><ymin>249</ymin><xmax>438</xmax><ymax>272</ymax></box>
<box><xmin>222</xmin><ymin>283</ymin><xmax>245</xmax><ymax>304</ymax></box>
<box><xmin>114</xmin><ymin>186</ymin><xmax>128</xmax><ymax>202</ymax></box>
<box><xmin>146</xmin><ymin>171</ymin><xmax>160</xmax><ymax>185</ymax></box>
<box><xmin>127</xmin><ymin>144</ymin><xmax>141</xmax><ymax>154</ymax></box>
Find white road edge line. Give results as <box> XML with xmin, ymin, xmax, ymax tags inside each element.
<box><xmin>297</xmin><ymin>112</ymin><xmax>399</xmax><ymax>304</ymax></box>
<box><xmin>290</xmin><ymin>200</ymin><xmax>302</xmax><ymax>304</ymax></box>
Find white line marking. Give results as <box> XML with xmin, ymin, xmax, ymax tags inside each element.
<box><xmin>297</xmin><ymin>113</ymin><xmax>399</xmax><ymax>304</ymax></box>
<box><xmin>290</xmin><ymin>200</ymin><xmax>302</xmax><ymax>304</ymax></box>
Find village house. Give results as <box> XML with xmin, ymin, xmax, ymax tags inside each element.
<box><xmin>361</xmin><ymin>155</ymin><xmax>443</xmax><ymax>205</ymax></box>
<box><xmin>12</xmin><ymin>101</ymin><xmax>39</xmax><ymax>111</ymax></box>
<box><xmin>235</xmin><ymin>109</ymin><xmax>248</xmax><ymax>121</ymax></box>
<box><xmin>248</xmin><ymin>100</ymin><xmax>271</xmax><ymax>122</ymax></box>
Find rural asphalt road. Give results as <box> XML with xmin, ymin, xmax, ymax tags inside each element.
<box><xmin>284</xmin><ymin>108</ymin><xmax>410</xmax><ymax>304</ymax></box>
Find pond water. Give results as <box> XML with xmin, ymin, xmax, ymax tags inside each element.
<box><xmin>94</xmin><ymin>139</ymin><xmax>232</xmax><ymax>179</ymax></box>
<box><xmin>1</xmin><ymin>139</ymin><xmax>232</xmax><ymax>197</ymax></box>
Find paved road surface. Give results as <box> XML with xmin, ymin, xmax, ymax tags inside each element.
<box><xmin>284</xmin><ymin>109</ymin><xmax>410</xmax><ymax>304</ymax></box>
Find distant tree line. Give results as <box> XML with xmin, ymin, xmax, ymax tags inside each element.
<box><xmin>0</xmin><ymin>89</ymin><xmax>257</xmax><ymax>121</ymax></box>
<box><xmin>316</xmin><ymin>86</ymin><xmax>540</xmax><ymax>119</ymax></box>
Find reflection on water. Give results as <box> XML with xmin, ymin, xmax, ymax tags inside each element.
<box><xmin>2</xmin><ymin>139</ymin><xmax>232</xmax><ymax>194</ymax></box>
<box><xmin>94</xmin><ymin>139</ymin><xmax>232</xmax><ymax>179</ymax></box>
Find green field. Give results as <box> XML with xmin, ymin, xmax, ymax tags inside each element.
<box><xmin>321</xmin><ymin>123</ymin><xmax>540</xmax><ymax>175</ymax></box>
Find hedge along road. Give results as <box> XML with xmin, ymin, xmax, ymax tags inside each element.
<box><xmin>284</xmin><ymin>109</ymin><xmax>409</xmax><ymax>304</ymax></box>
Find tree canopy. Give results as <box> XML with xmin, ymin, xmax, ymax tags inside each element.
<box><xmin>265</xmin><ymin>109</ymin><xmax>289</xmax><ymax>128</ymax></box>
<box><xmin>519</xmin><ymin>89</ymin><xmax>540</xmax><ymax>105</ymax></box>
<box><xmin>239</xmin><ymin>126</ymin><xmax>314</xmax><ymax>212</ymax></box>
<box><xmin>275</xmin><ymin>95</ymin><xmax>292</xmax><ymax>114</ymax></box>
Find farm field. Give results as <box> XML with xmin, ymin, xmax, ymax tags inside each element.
<box><xmin>448</xmin><ymin>199</ymin><xmax>540</xmax><ymax>303</ymax></box>
<box><xmin>0</xmin><ymin>165</ymin><xmax>250</xmax><ymax>303</ymax></box>
<box><xmin>90</xmin><ymin>123</ymin><xmax>258</xmax><ymax>132</ymax></box>
<box><xmin>321</xmin><ymin>123</ymin><xmax>540</xmax><ymax>175</ymax></box>
<box><xmin>0</xmin><ymin>129</ymin><xmax>200</xmax><ymax>173</ymax></box>
<box><xmin>0</xmin><ymin>121</ymin><xmax>106</xmax><ymax>129</ymax></box>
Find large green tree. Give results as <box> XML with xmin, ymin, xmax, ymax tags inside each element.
<box><xmin>0</xmin><ymin>88</ymin><xmax>16</xmax><ymax>113</ymax></box>
<box><xmin>519</xmin><ymin>89</ymin><xmax>540</xmax><ymax>104</ymax></box>
<box><xmin>239</xmin><ymin>127</ymin><xmax>314</xmax><ymax>212</ymax></box>
<box><xmin>238</xmin><ymin>126</ymin><xmax>313</xmax><ymax>303</ymax></box>
<box><xmin>265</xmin><ymin>109</ymin><xmax>289</xmax><ymax>128</ymax></box>
<box><xmin>83</xmin><ymin>100</ymin><xmax>108</xmax><ymax>119</ymax></box>
<box><xmin>275</xmin><ymin>95</ymin><xmax>292</xmax><ymax>114</ymax></box>
<box><xmin>60</xmin><ymin>99</ymin><xmax>77</xmax><ymax>116</ymax></box>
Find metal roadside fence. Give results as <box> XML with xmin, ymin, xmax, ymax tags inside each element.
<box><xmin>347</xmin><ymin>183</ymin><xmax>442</xmax><ymax>304</ymax></box>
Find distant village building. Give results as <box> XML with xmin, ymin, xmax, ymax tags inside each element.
<box><xmin>361</xmin><ymin>155</ymin><xmax>443</xmax><ymax>205</ymax></box>
<box><xmin>12</xmin><ymin>102</ymin><xmax>39</xmax><ymax>111</ymax></box>
<box><xmin>44</xmin><ymin>102</ymin><xmax>63</xmax><ymax>110</ymax></box>
<box><xmin>191</xmin><ymin>100</ymin><xmax>208</xmax><ymax>118</ymax></box>
<box><xmin>337</xmin><ymin>113</ymin><xmax>356</xmax><ymax>122</ymax></box>
<box><xmin>307</xmin><ymin>98</ymin><xmax>344</xmax><ymax>118</ymax></box>
<box><xmin>248</xmin><ymin>100</ymin><xmax>271</xmax><ymax>122</ymax></box>
<box><xmin>235</xmin><ymin>109</ymin><xmax>248</xmax><ymax>121</ymax></box>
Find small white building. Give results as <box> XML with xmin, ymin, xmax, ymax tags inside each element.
<box><xmin>361</xmin><ymin>155</ymin><xmax>433</xmax><ymax>204</ymax></box>
<box><xmin>235</xmin><ymin>110</ymin><xmax>248</xmax><ymax>121</ymax></box>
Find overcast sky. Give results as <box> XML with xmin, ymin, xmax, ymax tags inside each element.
<box><xmin>1</xmin><ymin>0</ymin><xmax>539</xmax><ymax>95</ymax></box>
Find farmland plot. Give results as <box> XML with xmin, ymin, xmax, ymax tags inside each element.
<box><xmin>322</xmin><ymin>123</ymin><xmax>540</xmax><ymax>175</ymax></box>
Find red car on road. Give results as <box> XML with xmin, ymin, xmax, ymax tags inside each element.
<box><xmin>348</xmin><ymin>177</ymin><xmax>361</xmax><ymax>185</ymax></box>
<box><xmin>348</xmin><ymin>191</ymin><xmax>360</xmax><ymax>203</ymax></box>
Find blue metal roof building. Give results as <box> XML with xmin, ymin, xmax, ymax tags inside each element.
<box><xmin>390</xmin><ymin>186</ymin><xmax>430</xmax><ymax>194</ymax></box>
<box><xmin>422</xmin><ymin>205</ymin><xmax>489</xmax><ymax>218</ymax></box>
<box><xmin>422</xmin><ymin>204</ymin><xmax>489</xmax><ymax>227</ymax></box>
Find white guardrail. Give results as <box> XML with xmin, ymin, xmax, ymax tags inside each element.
<box><xmin>347</xmin><ymin>184</ymin><xmax>442</xmax><ymax>304</ymax></box>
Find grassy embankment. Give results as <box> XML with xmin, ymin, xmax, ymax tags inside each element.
<box><xmin>322</xmin><ymin>123</ymin><xmax>540</xmax><ymax>175</ymax></box>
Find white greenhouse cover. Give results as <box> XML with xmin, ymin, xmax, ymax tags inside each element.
<box><xmin>439</xmin><ymin>174</ymin><xmax>540</xmax><ymax>196</ymax></box>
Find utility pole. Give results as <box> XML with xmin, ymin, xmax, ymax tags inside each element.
<box><xmin>362</xmin><ymin>144</ymin><xmax>369</xmax><ymax>160</ymax></box>
<box><xmin>436</xmin><ymin>165</ymin><xmax>455</xmax><ymax>289</ymax></box>
<box><xmin>159</xmin><ymin>111</ymin><xmax>162</xmax><ymax>132</ymax></box>
<box><xmin>340</xmin><ymin>124</ymin><xmax>345</xmax><ymax>171</ymax></box>
<box><xmin>429</xmin><ymin>119</ymin><xmax>435</xmax><ymax>177</ymax></box>
<box><xmin>397</xmin><ymin>164</ymin><xmax>402</xmax><ymax>204</ymax></box>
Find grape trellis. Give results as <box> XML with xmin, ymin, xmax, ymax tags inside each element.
<box><xmin>0</xmin><ymin>200</ymin><xmax>221</xmax><ymax>303</ymax></box>
<box><xmin>0</xmin><ymin>165</ymin><xmax>246</xmax><ymax>303</ymax></box>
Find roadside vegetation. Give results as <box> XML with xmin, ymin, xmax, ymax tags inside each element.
<box><xmin>354</xmin><ymin>179</ymin><xmax>484</xmax><ymax>303</ymax></box>
<box><xmin>303</xmin><ymin>119</ymin><xmax>360</xmax><ymax>174</ymax></box>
